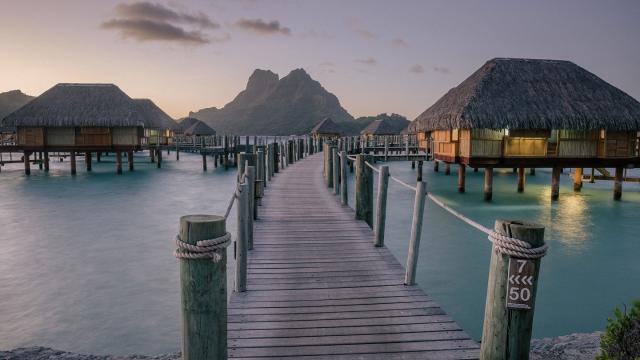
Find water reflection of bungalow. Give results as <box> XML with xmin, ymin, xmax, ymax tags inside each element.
<box><xmin>409</xmin><ymin>58</ymin><xmax>640</xmax><ymax>201</ymax></box>
<box><xmin>133</xmin><ymin>99</ymin><xmax>178</xmax><ymax>146</ymax></box>
<box><xmin>310</xmin><ymin>117</ymin><xmax>343</xmax><ymax>139</ymax></box>
<box><xmin>3</xmin><ymin>83</ymin><xmax>149</xmax><ymax>175</ymax></box>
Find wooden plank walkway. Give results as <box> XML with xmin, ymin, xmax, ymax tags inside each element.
<box><xmin>228</xmin><ymin>153</ymin><xmax>480</xmax><ymax>359</ymax></box>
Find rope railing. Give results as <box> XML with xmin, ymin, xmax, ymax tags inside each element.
<box><xmin>389</xmin><ymin>174</ymin><xmax>416</xmax><ymax>191</ymax></box>
<box><xmin>364</xmin><ymin>161</ymin><xmax>380</xmax><ymax>173</ymax></box>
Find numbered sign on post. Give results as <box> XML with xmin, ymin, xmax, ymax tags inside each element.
<box><xmin>506</xmin><ymin>258</ymin><xmax>536</xmax><ymax>309</ymax></box>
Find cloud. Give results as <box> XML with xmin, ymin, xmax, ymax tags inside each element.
<box><xmin>349</xmin><ymin>18</ymin><xmax>376</xmax><ymax>40</ymax></box>
<box><xmin>392</xmin><ymin>38</ymin><xmax>408</xmax><ymax>47</ymax></box>
<box><xmin>115</xmin><ymin>2</ymin><xmax>219</xmax><ymax>29</ymax></box>
<box><xmin>102</xmin><ymin>2</ymin><xmax>222</xmax><ymax>46</ymax></box>
<box><xmin>319</xmin><ymin>61</ymin><xmax>335</xmax><ymax>73</ymax></box>
<box><xmin>433</xmin><ymin>66</ymin><xmax>451</xmax><ymax>74</ymax></box>
<box><xmin>355</xmin><ymin>57</ymin><xmax>377</xmax><ymax>65</ymax></box>
<box><xmin>409</xmin><ymin>64</ymin><xmax>424</xmax><ymax>74</ymax></box>
<box><xmin>236</xmin><ymin>18</ymin><xmax>291</xmax><ymax>35</ymax></box>
<box><xmin>101</xmin><ymin>18</ymin><xmax>210</xmax><ymax>44</ymax></box>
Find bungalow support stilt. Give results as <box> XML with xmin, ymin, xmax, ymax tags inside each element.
<box><xmin>128</xmin><ymin>150</ymin><xmax>134</xmax><ymax>171</ymax></box>
<box><xmin>551</xmin><ymin>166</ymin><xmax>561</xmax><ymax>201</ymax></box>
<box><xmin>614</xmin><ymin>167</ymin><xmax>623</xmax><ymax>200</ymax></box>
<box><xmin>70</xmin><ymin>152</ymin><xmax>77</xmax><ymax>175</ymax></box>
<box><xmin>156</xmin><ymin>149</ymin><xmax>162</xmax><ymax>169</ymax></box>
<box><xmin>530</xmin><ymin>168</ymin><xmax>536</xmax><ymax>176</ymax></box>
<box><xmin>116</xmin><ymin>151</ymin><xmax>122</xmax><ymax>175</ymax></box>
<box><xmin>150</xmin><ymin>148</ymin><xmax>155</xmax><ymax>163</ymax></box>
<box><xmin>574</xmin><ymin>168</ymin><xmax>583</xmax><ymax>191</ymax></box>
<box><xmin>458</xmin><ymin>164</ymin><xmax>466</xmax><ymax>193</ymax></box>
<box><xmin>483</xmin><ymin>168</ymin><xmax>493</xmax><ymax>201</ymax></box>
<box><xmin>434</xmin><ymin>160</ymin><xmax>439</xmax><ymax>172</ymax></box>
<box><xmin>38</xmin><ymin>152</ymin><xmax>43</xmax><ymax>170</ymax></box>
<box><xmin>85</xmin><ymin>152</ymin><xmax>92</xmax><ymax>172</ymax></box>
<box><xmin>517</xmin><ymin>167</ymin><xmax>525</xmax><ymax>193</ymax></box>
<box><xmin>44</xmin><ymin>152</ymin><xmax>49</xmax><ymax>172</ymax></box>
<box><xmin>444</xmin><ymin>163</ymin><xmax>451</xmax><ymax>175</ymax></box>
<box><xmin>24</xmin><ymin>151</ymin><xmax>31</xmax><ymax>175</ymax></box>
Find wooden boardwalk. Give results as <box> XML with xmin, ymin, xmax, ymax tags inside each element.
<box><xmin>228</xmin><ymin>153</ymin><xmax>480</xmax><ymax>359</ymax></box>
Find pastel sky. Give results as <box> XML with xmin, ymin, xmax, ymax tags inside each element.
<box><xmin>1</xmin><ymin>0</ymin><xmax>639</xmax><ymax>119</ymax></box>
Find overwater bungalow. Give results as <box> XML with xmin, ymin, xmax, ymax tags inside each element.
<box><xmin>184</xmin><ymin>120</ymin><xmax>216</xmax><ymax>137</ymax></box>
<box><xmin>408</xmin><ymin>58</ymin><xmax>640</xmax><ymax>200</ymax></box>
<box><xmin>2</xmin><ymin>83</ymin><xmax>148</xmax><ymax>174</ymax></box>
<box><xmin>134</xmin><ymin>99</ymin><xmax>178</xmax><ymax>146</ymax></box>
<box><xmin>175</xmin><ymin>117</ymin><xmax>202</xmax><ymax>134</ymax></box>
<box><xmin>360</xmin><ymin>119</ymin><xmax>404</xmax><ymax>138</ymax></box>
<box><xmin>310</xmin><ymin>117</ymin><xmax>343</xmax><ymax>139</ymax></box>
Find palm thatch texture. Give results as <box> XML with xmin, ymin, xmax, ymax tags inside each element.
<box><xmin>360</xmin><ymin>119</ymin><xmax>407</xmax><ymax>135</ymax></box>
<box><xmin>409</xmin><ymin>58</ymin><xmax>640</xmax><ymax>132</ymax></box>
<box><xmin>310</xmin><ymin>117</ymin><xmax>344</xmax><ymax>136</ymax></box>
<box><xmin>133</xmin><ymin>99</ymin><xmax>178</xmax><ymax>130</ymax></box>
<box><xmin>176</xmin><ymin>117</ymin><xmax>202</xmax><ymax>134</ymax></box>
<box><xmin>3</xmin><ymin>84</ymin><xmax>148</xmax><ymax>128</ymax></box>
<box><xmin>184</xmin><ymin>119</ymin><xmax>216</xmax><ymax>136</ymax></box>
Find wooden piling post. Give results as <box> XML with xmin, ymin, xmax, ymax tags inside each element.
<box><xmin>70</xmin><ymin>152</ymin><xmax>77</xmax><ymax>175</ymax></box>
<box><xmin>24</xmin><ymin>151</ymin><xmax>31</xmax><ymax>175</ymax></box>
<box><xmin>38</xmin><ymin>152</ymin><xmax>43</xmax><ymax>170</ymax></box>
<box><xmin>85</xmin><ymin>152</ymin><xmax>92</xmax><ymax>171</ymax></box>
<box><xmin>44</xmin><ymin>151</ymin><xmax>49</xmax><ymax>172</ymax></box>
<box><xmin>246</xmin><ymin>166</ymin><xmax>257</xmax><ymax>237</ymax></box>
<box><xmin>384</xmin><ymin>136</ymin><xmax>389</xmax><ymax>161</ymax></box>
<box><xmin>325</xmin><ymin>144</ymin><xmax>334</xmax><ymax>188</ymax></box>
<box><xmin>340</xmin><ymin>151</ymin><xmax>348</xmax><ymax>206</ymax></box>
<box><xmin>374</xmin><ymin>165</ymin><xmax>389</xmax><ymax>247</ymax></box>
<box><xmin>614</xmin><ymin>167</ymin><xmax>623</xmax><ymax>200</ymax></box>
<box><xmin>150</xmin><ymin>148</ymin><xmax>155</xmax><ymax>163</ymax></box>
<box><xmin>355</xmin><ymin>154</ymin><xmax>374</xmax><ymax>227</ymax></box>
<box><xmin>517</xmin><ymin>167</ymin><xmax>525</xmax><ymax>193</ymax></box>
<box><xmin>434</xmin><ymin>160</ymin><xmax>439</xmax><ymax>172</ymax></box>
<box><xmin>176</xmin><ymin>142</ymin><xmax>180</xmax><ymax>161</ymax></box>
<box><xmin>235</xmin><ymin>181</ymin><xmax>249</xmax><ymax>293</ymax></box>
<box><xmin>417</xmin><ymin>161</ymin><xmax>423</xmax><ymax>181</ymax></box>
<box><xmin>529</xmin><ymin>168</ymin><xmax>535</xmax><ymax>176</ymax></box>
<box><xmin>480</xmin><ymin>220</ymin><xmax>545</xmax><ymax>360</ymax></box>
<box><xmin>273</xmin><ymin>142</ymin><xmax>279</xmax><ymax>173</ymax></box>
<box><xmin>156</xmin><ymin>149</ymin><xmax>162</xmax><ymax>168</ymax></box>
<box><xmin>404</xmin><ymin>180</ymin><xmax>426</xmax><ymax>286</ymax></box>
<box><xmin>458</xmin><ymin>164</ymin><xmax>466</xmax><ymax>193</ymax></box>
<box><xmin>551</xmin><ymin>166</ymin><xmax>560</xmax><ymax>201</ymax></box>
<box><xmin>128</xmin><ymin>150</ymin><xmax>134</xmax><ymax>171</ymax></box>
<box><xmin>115</xmin><ymin>151</ymin><xmax>122</xmax><ymax>175</ymax></box>
<box><xmin>96</xmin><ymin>152</ymin><xmax>101</xmax><ymax>162</ymax></box>
<box><xmin>202</xmin><ymin>152</ymin><xmax>207</xmax><ymax>171</ymax></box>
<box><xmin>332</xmin><ymin>147</ymin><xmax>340</xmax><ymax>195</ymax></box>
<box><xmin>573</xmin><ymin>168</ymin><xmax>583</xmax><ymax>191</ymax></box>
<box><xmin>589</xmin><ymin>168</ymin><xmax>595</xmax><ymax>183</ymax></box>
<box><xmin>484</xmin><ymin>168</ymin><xmax>493</xmax><ymax>201</ymax></box>
<box><xmin>257</xmin><ymin>149</ymin><xmax>265</xmax><ymax>189</ymax></box>
<box><xmin>444</xmin><ymin>163</ymin><xmax>451</xmax><ymax>175</ymax></box>
<box><xmin>178</xmin><ymin>215</ymin><xmax>227</xmax><ymax>360</ymax></box>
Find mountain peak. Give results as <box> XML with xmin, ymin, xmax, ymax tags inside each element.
<box><xmin>246</xmin><ymin>69</ymin><xmax>279</xmax><ymax>91</ymax></box>
<box><xmin>284</xmin><ymin>68</ymin><xmax>311</xmax><ymax>80</ymax></box>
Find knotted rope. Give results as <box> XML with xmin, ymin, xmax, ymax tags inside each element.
<box><xmin>174</xmin><ymin>232</ymin><xmax>231</xmax><ymax>262</ymax></box>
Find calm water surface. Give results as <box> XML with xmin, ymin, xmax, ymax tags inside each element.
<box><xmin>1</xmin><ymin>152</ymin><xmax>639</xmax><ymax>354</ymax></box>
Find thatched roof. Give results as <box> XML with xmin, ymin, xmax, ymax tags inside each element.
<box><xmin>133</xmin><ymin>99</ymin><xmax>178</xmax><ymax>130</ymax></box>
<box><xmin>184</xmin><ymin>120</ymin><xmax>216</xmax><ymax>136</ymax></box>
<box><xmin>310</xmin><ymin>117</ymin><xmax>343</xmax><ymax>135</ymax></box>
<box><xmin>409</xmin><ymin>58</ymin><xmax>640</xmax><ymax>132</ymax></box>
<box><xmin>360</xmin><ymin>119</ymin><xmax>406</xmax><ymax>135</ymax></box>
<box><xmin>176</xmin><ymin>117</ymin><xmax>201</xmax><ymax>133</ymax></box>
<box><xmin>2</xmin><ymin>84</ymin><xmax>147</xmax><ymax>128</ymax></box>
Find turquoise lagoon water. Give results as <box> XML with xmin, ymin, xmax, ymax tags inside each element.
<box><xmin>1</xmin><ymin>152</ymin><xmax>639</xmax><ymax>354</ymax></box>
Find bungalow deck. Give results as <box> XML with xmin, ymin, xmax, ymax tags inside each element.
<box><xmin>228</xmin><ymin>153</ymin><xmax>479</xmax><ymax>359</ymax></box>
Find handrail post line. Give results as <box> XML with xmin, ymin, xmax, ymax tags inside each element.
<box><xmin>178</xmin><ymin>214</ymin><xmax>227</xmax><ymax>360</ymax></box>
<box><xmin>332</xmin><ymin>147</ymin><xmax>340</xmax><ymax>195</ymax></box>
<box><xmin>404</xmin><ymin>180</ymin><xmax>426</xmax><ymax>286</ymax></box>
<box><xmin>340</xmin><ymin>151</ymin><xmax>348</xmax><ymax>206</ymax></box>
<box><xmin>480</xmin><ymin>220</ymin><xmax>545</xmax><ymax>360</ymax></box>
<box><xmin>235</xmin><ymin>182</ymin><xmax>249</xmax><ymax>293</ymax></box>
<box><xmin>374</xmin><ymin>165</ymin><xmax>389</xmax><ymax>247</ymax></box>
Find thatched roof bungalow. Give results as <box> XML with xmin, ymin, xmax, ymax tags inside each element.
<box><xmin>410</xmin><ymin>58</ymin><xmax>640</xmax><ymax>167</ymax></box>
<box><xmin>184</xmin><ymin>119</ymin><xmax>216</xmax><ymax>136</ymax></box>
<box><xmin>3</xmin><ymin>83</ymin><xmax>147</xmax><ymax>150</ymax></box>
<box><xmin>133</xmin><ymin>99</ymin><xmax>178</xmax><ymax>146</ymax></box>
<box><xmin>409</xmin><ymin>58</ymin><xmax>640</xmax><ymax>200</ymax></box>
<box><xmin>360</xmin><ymin>119</ymin><xmax>407</xmax><ymax>136</ymax></box>
<box><xmin>310</xmin><ymin>117</ymin><xmax>343</xmax><ymax>139</ymax></box>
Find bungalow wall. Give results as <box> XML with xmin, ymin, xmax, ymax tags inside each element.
<box><xmin>75</xmin><ymin>127</ymin><xmax>111</xmax><ymax>146</ymax></box>
<box><xmin>599</xmin><ymin>131</ymin><xmax>637</xmax><ymax>158</ymax></box>
<box><xmin>503</xmin><ymin>130</ymin><xmax>549</xmax><ymax>157</ymax></box>
<box><xmin>112</xmin><ymin>127</ymin><xmax>140</xmax><ymax>146</ymax></box>
<box><xmin>46</xmin><ymin>128</ymin><xmax>75</xmax><ymax>146</ymax></box>
<box><xmin>17</xmin><ymin>127</ymin><xmax>44</xmax><ymax>146</ymax></box>
<box><xmin>556</xmin><ymin>130</ymin><xmax>598</xmax><ymax>157</ymax></box>
<box><xmin>432</xmin><ymin>129</ymin><xmax>458</xmax><ymax>159</ymax></box>
<box><xmin>145</xmin><ymin>128</ymin><xmax>172</xmax><ymax>145</ymax></box>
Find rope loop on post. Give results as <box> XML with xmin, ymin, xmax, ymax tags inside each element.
<box><xmin>174</xmin><ymin>232</ymin><xmax>232</xmax><ymax>263</ymax></box>
<box><xmin>488</xmin><ymin>232</ymin><xmax>548</xmax><ymax>259</ymax></box>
